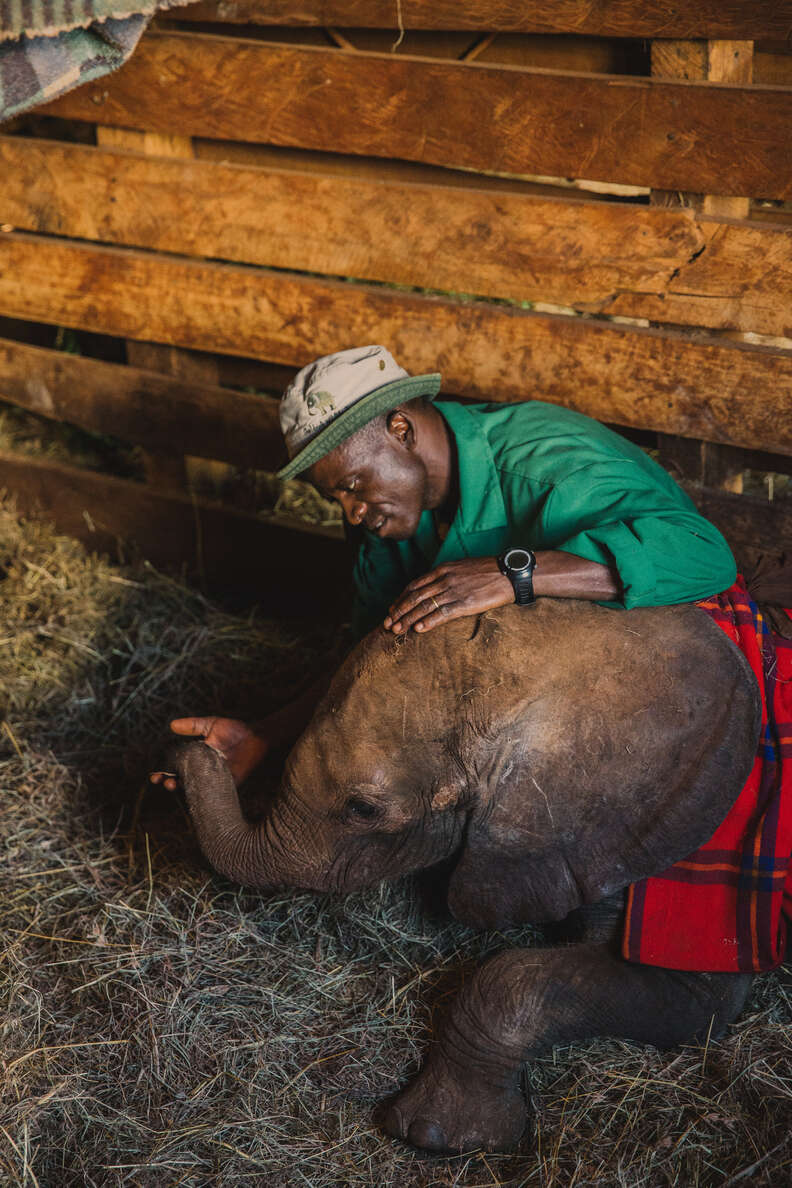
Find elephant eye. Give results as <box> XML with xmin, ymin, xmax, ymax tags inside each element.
<box><xmin>345</xmin><ymin>796</ymin><xmax>379</xmax><ymax>821</ymax></box>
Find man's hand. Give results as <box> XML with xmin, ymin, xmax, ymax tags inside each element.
<box><xmin>149</xmin><ymin>717</ymin><xmax>267</xmax><ymax>790</ymax></box>
<box><xmin>384</xmin><ymin>557</ymin><xmax>513</xmax><ymax>635</ymax></box>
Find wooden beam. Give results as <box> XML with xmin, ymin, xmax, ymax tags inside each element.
<box><xmin>658</xmin><ymin>438</ymin><xmax>745</xmax><ymax>492</ymax></box>
<box><xmin>684</xmin><ymin>483</ymin><xmax>792</xmax><ymax>559</ymax></box>
<box><xmin>0</xmin><ymin>449</ymin><xmax>348</xmax><ymax>611</ymax></box>
<box><xmin>0</xmin><ymin>337</ymin><xmax>285</xmax><ymax>470</ymax></box>
<box><xmin>1</xmin><ymin>232</ymin><xmax>790</xmax><ymax>457</ymax></box>
<box><xmin>3</xmin><ymin>137</ymin><xmax>790</xmax><ymax>339</ymax></box>
<box><xmin>171</xmin><ymin>2</ymin><xmax>792</xmax><ymax>40</ymax></box>
<box><xmin>755</xmin><ymin>47</ymin><xmax>792</xmax><ymax>87</ymax></box>
<box><xmin>0</xmin><ymin>450</ymin><xmax>780</xmax><ymax>610</ymax></box>
<box><xmin>40</xmin><ymin>32</ymin><xmax>792</xmax><ymax>200</ymax></box>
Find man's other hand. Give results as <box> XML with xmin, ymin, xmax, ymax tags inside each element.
<box><xmin>149</xmin><ymin>717</ymin><xmax>267</xmax><ymax>790</ymax></box>
<box><xmin>384</xmin><ymin>557</ymin><xmax>513</xmax><ymax>635</ymax></box>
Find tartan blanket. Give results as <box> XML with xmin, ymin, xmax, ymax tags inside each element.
<box><xmin>0</xmin><ymin>0</ymin><xmax>190</xmax><ymax>123</ymax></box>
<box><xmin>623</xmin><ymin>578</ymin><xmax>792</xmax><ymax>973</ymax></box>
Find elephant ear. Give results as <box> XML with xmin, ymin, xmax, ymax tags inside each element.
<box><xmin>447</xmin><ymin>611</ymin><xmax>762</xmax><ymax>932</ymax></box>
<box><xmin>447</xmin><ymin>826</ymin><xmax>586</xmax><ymax>929</ymax></box>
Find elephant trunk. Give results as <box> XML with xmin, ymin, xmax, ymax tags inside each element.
<box><xmin>176</xmin><ymin>740</ymin><xmax>309</xmax><ymax>889</ymax></box>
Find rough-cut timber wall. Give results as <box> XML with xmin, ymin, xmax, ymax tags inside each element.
<box><xmin>0</xmin><ymin>0</ymin><xmax>790</xmax><ymax>598</ymax></box>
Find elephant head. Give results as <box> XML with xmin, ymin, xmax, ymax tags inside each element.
<box><xmin>170</xmin><ymin>600</ymin><xmax>761</xmax><ymax>927</ymax></box>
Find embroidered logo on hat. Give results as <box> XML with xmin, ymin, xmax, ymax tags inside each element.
<box><xmin>305</xmin><ymin>390</ymin><xmax>336</xmax><ymax>417</ymax></box>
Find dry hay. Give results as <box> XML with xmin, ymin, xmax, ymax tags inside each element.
<box><xmin>0</xmin><ymin>500</ymin><xmax>790</xmax><ymax>1188</ymax></box>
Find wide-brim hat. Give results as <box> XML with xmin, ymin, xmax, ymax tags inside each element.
<box><xmin>277</xmin><ymin>345</ymin><xmax>441</xmax><ymax>480</ymax></box>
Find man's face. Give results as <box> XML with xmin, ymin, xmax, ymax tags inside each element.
<box><xmin>309</xmin><ymin>420</ymin><xmax>428</xmax><ymax>541</ymax></box>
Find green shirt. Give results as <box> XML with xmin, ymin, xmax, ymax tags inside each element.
<box><xmin>352</xmin><ymin>400</ymin><xmax>736</xmax><ymax>636</ymax></box>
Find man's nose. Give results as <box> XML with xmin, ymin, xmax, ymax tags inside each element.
<box><xmin>341</xmin><ymin>494</ymin><xmax>367</xmax><ymax>525</ymax></box>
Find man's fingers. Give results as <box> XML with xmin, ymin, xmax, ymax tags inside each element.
<box><xmin>149</xmin><ymin>771</ymin><xmax>179</xmax><ymax>791</ymax></box>
<box><xmin>170</xmin><ymin>716</ymin><xmax>215</xmax><ymax>737</ymax></box>
<box><xmin>390</xmin><ymin>595</ymin><xmax>455</xmax><ymax>635</ymax></box>
<box><xmin>387</xmin><ymin>584</ymin><xmax>446</xmax><ymax>630</ymax></box>
<box><xmin>413</xmin><ymin>600</ymin><xmax>463</xmax><ymax>633</ymax></box>
<box><xmin>385</xmin><ymin>571</ymin><xmax>447</xmax><ymax>626</ymax></box>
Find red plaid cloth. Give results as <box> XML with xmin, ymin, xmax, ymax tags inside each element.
<box><xmin>623</xmin><ymin>578</ymin><xmax>792</xmax><ymax>973</ymax></box>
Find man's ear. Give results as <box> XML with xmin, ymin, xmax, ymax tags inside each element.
<box><xmin>386</xmin><ymin>408</ymin><xmax>415</xmax><ymax>448</ymax></box>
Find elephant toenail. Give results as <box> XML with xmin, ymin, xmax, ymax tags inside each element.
<box><xmin>407</xmin><ymin>1118</ymin><xmax>449</xmax><ymax>1152</ymax></box>
<box><xmin>383</xmin><ymin>1105</ymin><xmax>406</xmax><ymax>1140</ymax></box>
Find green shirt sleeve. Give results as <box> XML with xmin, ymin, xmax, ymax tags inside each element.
<box><xmin>541</xmin><ymin>462</ymin><xmax>736</xmax><ymax>608</ymax></box>
<box><xmin>351</xmin><ymin>531</ymin><xmax>416</xmax><ymax>638</ymax></box>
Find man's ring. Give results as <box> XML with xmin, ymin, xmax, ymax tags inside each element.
<box><xmin>431</xmin><ymin>597</ymin><xmax>441</xmax><ymax>611</ymax></box>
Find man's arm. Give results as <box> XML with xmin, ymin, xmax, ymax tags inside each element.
<box><xmin>149</xmin><ymin>676</ymin><xmax>329</xmax><ymax>790</ymax></box>
<box><xmin>383</xmin><ymin>552</ymin><xmax>619</xmax><ymax>634</ymax></box>
<box><xmin>383</xmin><ymin>465</ymin><xmax>735</xmax><ymax>634</ymax></box>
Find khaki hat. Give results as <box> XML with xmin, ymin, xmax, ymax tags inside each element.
<box><xmin>277</xmin><ymin>345</ymin><xmax>441</xmax><ymax>480</ymax></box>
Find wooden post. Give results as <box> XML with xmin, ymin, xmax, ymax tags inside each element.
<box><xmin>701</xmin><ymin>42</ymin><xmax>754</xmax><ymax>220</ymax></box>
<box><xmin>650</xmin><ymin>38</ymin><xmax>755</xmax><ymax>493</ymax></box>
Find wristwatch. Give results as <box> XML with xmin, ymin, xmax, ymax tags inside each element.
<box><xmin>497</xmin><ymin>547</ymin><xmax>537</xmax><ymax>606</ymax></box>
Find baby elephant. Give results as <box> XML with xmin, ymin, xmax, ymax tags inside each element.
<box><xmin>164</xmin><ymin>599</ymin><xmax>761</xmax><ymax>1152</ymax></box>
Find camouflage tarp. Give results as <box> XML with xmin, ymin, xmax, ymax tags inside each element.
<box><xmin>0</xmin><ymin>0</ymin><xmax>191</xmax><ymax>122</ymax></box>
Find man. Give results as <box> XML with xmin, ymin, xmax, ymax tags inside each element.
<box><xmin>152</xmin><ymin>344</ymin><xmax>736</xmax><ymax>790</ymax></box>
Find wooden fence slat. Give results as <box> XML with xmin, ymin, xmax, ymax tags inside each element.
<box><xmin>683</xmin><ymin>483</ymin><xmax>792</xmax><ymax>559</ymax></box>
<box><xmin>1</xmin><ymin>232</ymin><xmax>790</xmax><ymax>457</ymax></box>
<box><xmin>3</xmin><ymin>137</ymin><xmax>791</xmax><ymax>337</ymax></box>
<box><xmin>649</xmin><ymin>37</ymin><xmax>754</xmax><ymax>494</ymax></box>
<box><xmin>0</xmin><ymin>449</ymin><xmax>783</xmax><ymax>604</ymax></box>
<box><xmin>40</xmin><ymin>32</ymin><xmax>792</xmax><ymax>200</ymax></box>
<box><xmin>0</xmin><ymin>449</ymin><xmax>347</xmax><ymax>611</ymax></box>
<box><xmin>0</xmin><ymin>338</ymin><xmax>284</xmax><ymax>470</ymax></box>
<box><xmin>171</xmin><ymin>1</ymin><xmax>792</xmax><ymax>40</ymax></box>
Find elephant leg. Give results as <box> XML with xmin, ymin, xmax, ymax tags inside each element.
<box><xmin>384</xmin><ymin>941</ymin><xmax>753</xmax><ymax>1154</ymax></box>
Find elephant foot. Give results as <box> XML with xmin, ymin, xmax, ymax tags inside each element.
<box><xmin>384</xmin><ymin>1055</ymin><xmax>527</xmax><ymax>1154</ymax></box>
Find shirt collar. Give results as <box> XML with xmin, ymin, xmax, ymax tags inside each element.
<box><xmin>434</xmin><ymin>402</ymin><xmax>507</xmax><ymax>539</ymax></box>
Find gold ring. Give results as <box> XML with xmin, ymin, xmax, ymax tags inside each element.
<box><xmin>431</xmin><ymin>597</ymin><xmax>441</xmax><ymax>611</ymax></box>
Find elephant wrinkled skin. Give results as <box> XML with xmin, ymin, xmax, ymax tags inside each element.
<box><xmin>166</xmin><ymin>599</ymin><xmax>760</xmax><ymax>1153</ymax></box>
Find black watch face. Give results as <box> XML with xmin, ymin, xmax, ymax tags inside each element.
<box><xmin>505</xmin><ymin>548</ymin><xmax>532</xmax><ymax>572</ymax></box>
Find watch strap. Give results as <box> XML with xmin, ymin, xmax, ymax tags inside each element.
<box><xmin>498</xmin><ymin>548</ymin><xmax>537</xmax><ymax>607</ymax></box>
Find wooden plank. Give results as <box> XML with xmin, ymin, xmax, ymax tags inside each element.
<box><xmin>0</xmin><ymin>450</ymin><xmax>781</xmax><ymax>612</ymax></box>
<box><xmin>755</xmin><ymin>46</ymin><xmax>792</xmax><ymax>87</ymax></box>
<box><xmin>684</xmin><ymin>483</ymin><xmax>792</xmax><ymax>558</ymax></box>
<box><xmin>188</xmin><ymin>137</ymin><xmax>629</xmax><ymax>200</ymax></box>
<box><xmin>40</xmin><ymin>32</ymin><xmax>792</xmax><ymax>200</ymax></box>
<box><xmin>0</xmin><ymin>337</ymin><xmax>285</xmax><ymax>470</ymax></box>
<box><xmin>0</xmin><ymin>450</ymin><xmax>347</xmax><ymax>611</ymax></box>
<box><xmin>473</xmin><ymin>34</ymin><xmax>642</xmax><ymax>74</ymax></box>
<box><xmin>320</xmin><ymin>29</ymin><xmax>478</xmax><ymax>59</ymax></box>
<box><xmin>605</xmin><ymin>218</ymin><xmax>792</xmax><ymax>338</ymax></box>
<box><xmin>3</xmin><ymin>137</ymin><xmax>791</xmax><ymax>338</ymax></box>
<box><xmin>658</xmin><ymin>437</ymin><xmax>745</xmax><ymax>492</ymax></box>
<box><xmin>171</xmin><ymin>2</ymin><xmax>792</xmax><ymax>40</ymax></box>
<box><xmin>1</xmin><ymin>232</ymin><xmax>790</xmax><ymax>457</ymax></box>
